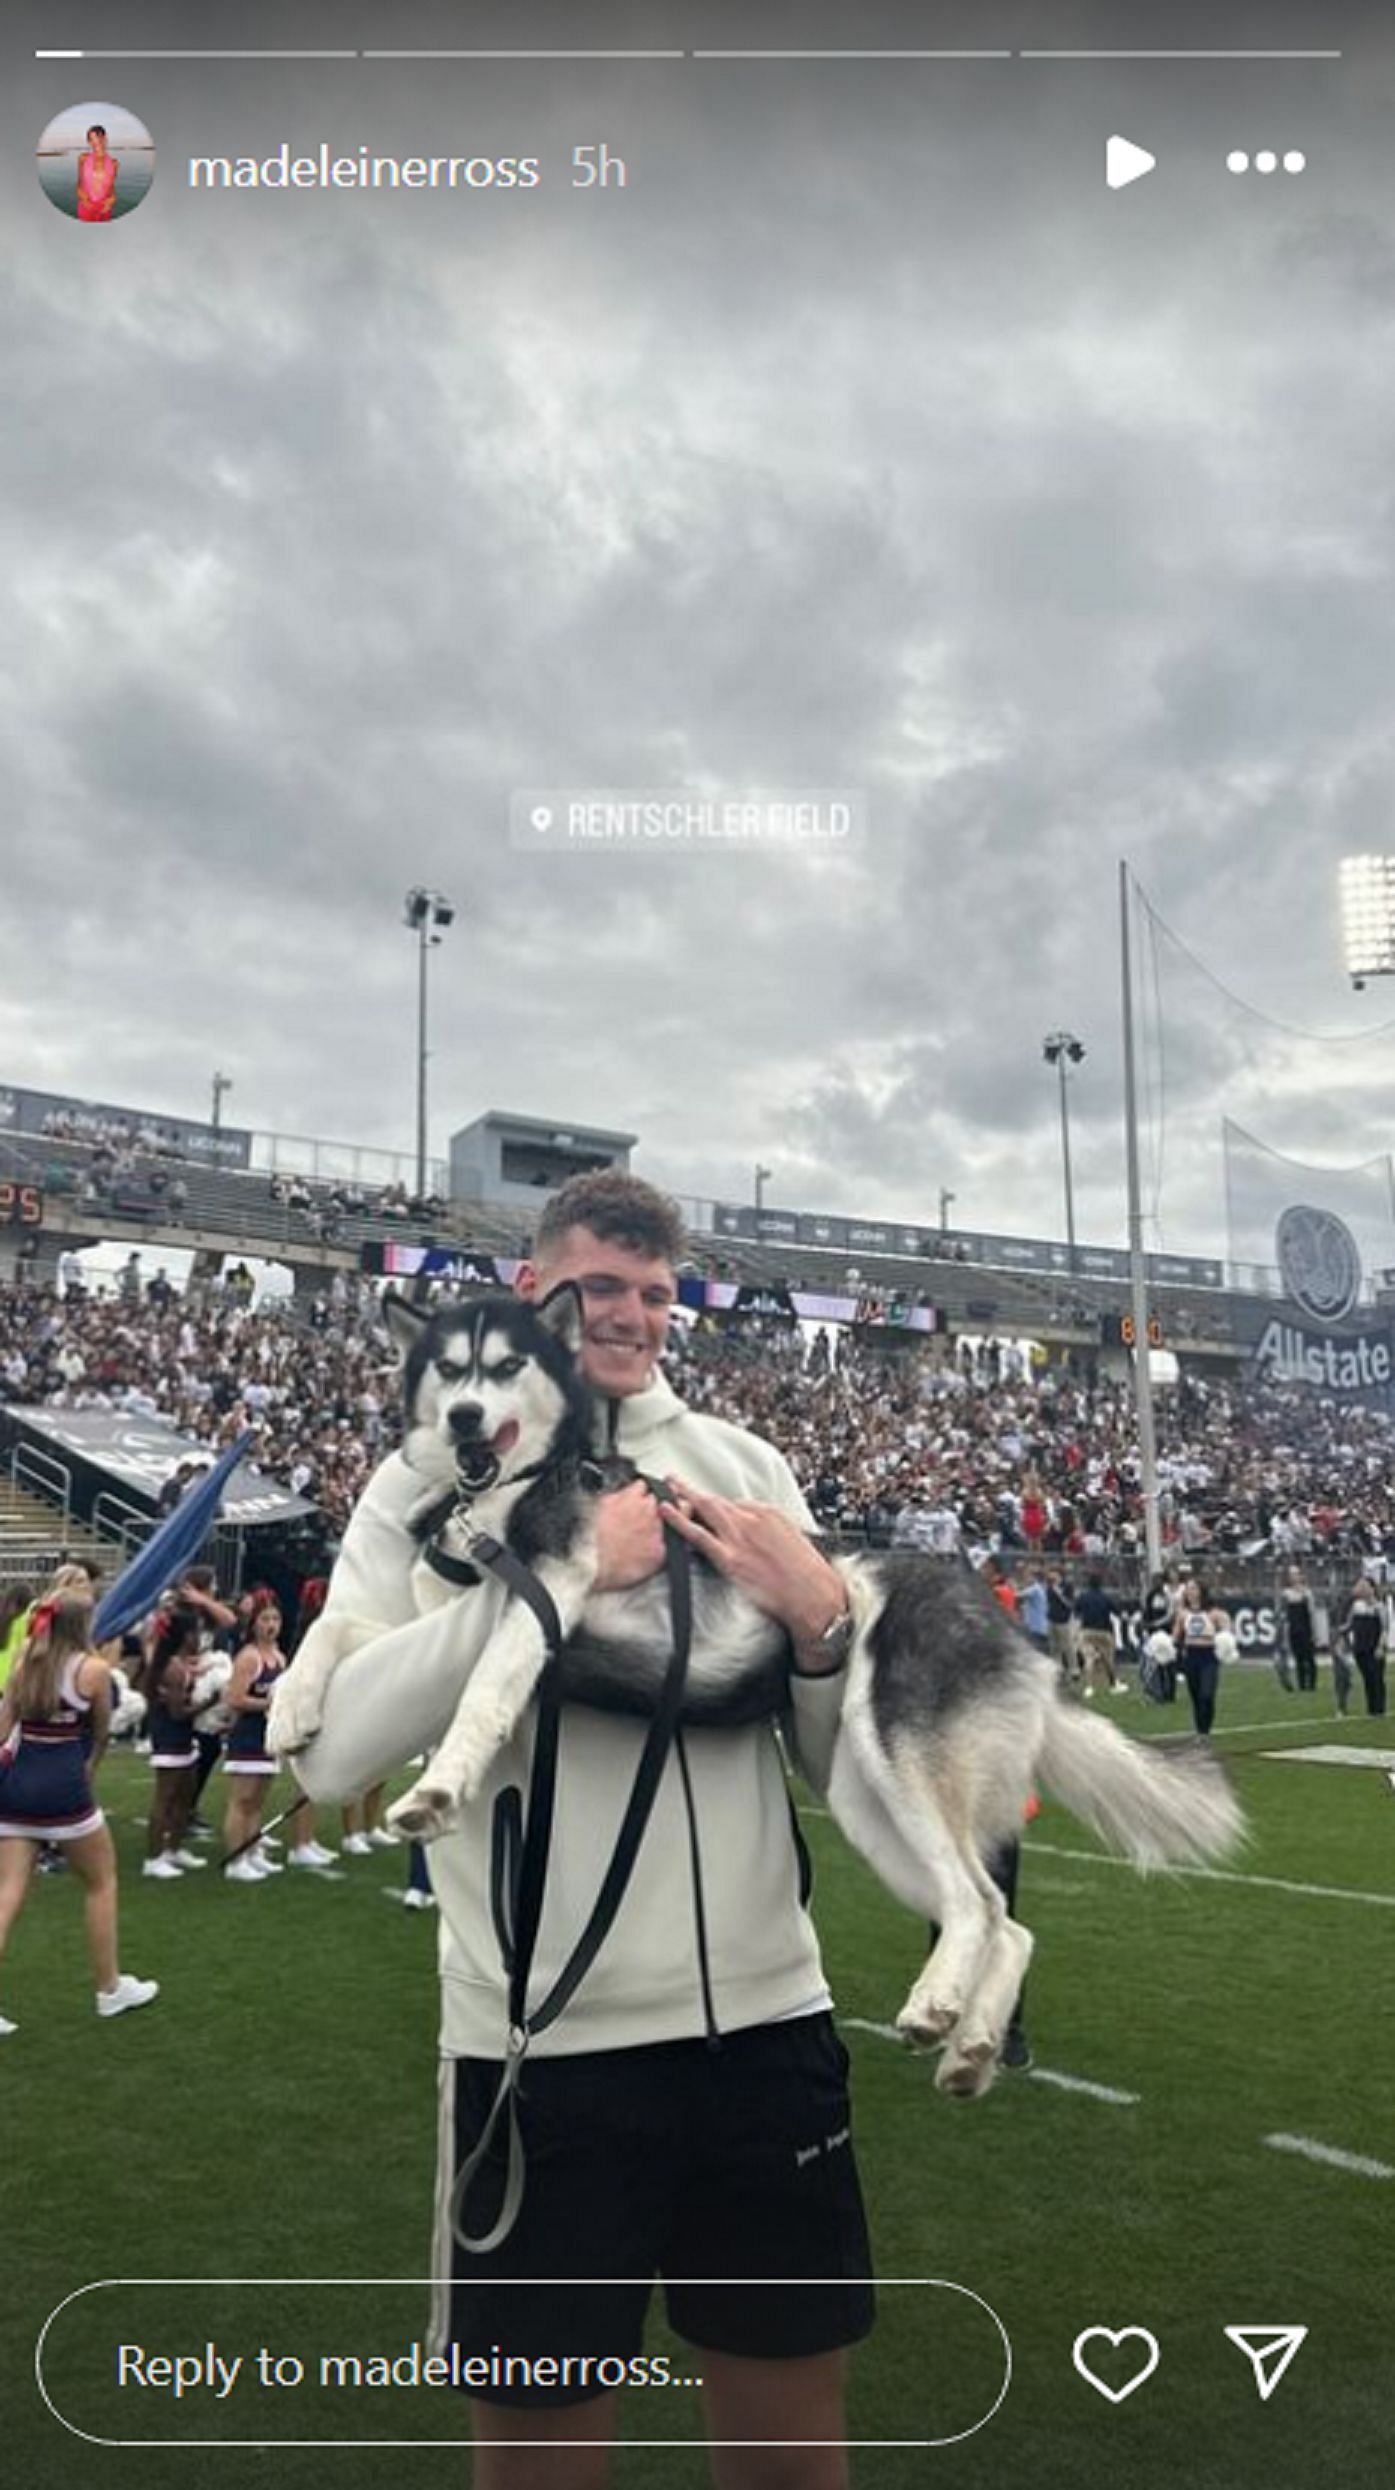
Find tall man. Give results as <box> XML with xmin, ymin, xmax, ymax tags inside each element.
<box><xmin>276</xmin><ymin>1172</ymin><xmax>872</xmax><ymax>2489</ymax></box>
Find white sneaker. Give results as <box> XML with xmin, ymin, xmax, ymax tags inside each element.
<box><xmin>224</xmin><ymin>1855</ymin><xmax>269</xmax><ymax>1883</ymax></box>
<box><xmin>401</xmin><ymin>1888</ymin><xmax>437</xmax><ymax>1910</ymax></box>
<box><xmin>255</xmin><ymin>1848</ymin><xmax>284</xmax><ymax>1874</ymax></box>
<box><xmin>170</xmin><ymin>1849</ymin><xmax>208</xmax><ymax>1869</ymax></box>
<box><xmin>368</xmin><ymin>1827</ymin><xmax>401</xmax><ymax>1848</ymax></box>
<box><xmin>0</xmin><ymin>2012</ymin><xmax>17</xmax><ymax>2037</ymax></box>
<box><xmin>259</xmin><ymin>1834</ymin><xmax>283</xmax><ymax>1852</ymax></box>
<box><xmin>143</xmin><ymin>1856</ymin><xmax>184</xmax><ymax>1881</ymax></box>
<box><xmin>289</xmin><ymin>1841</ymin><xmax>338</xmax><ymax>1867</ymax></box>
<box><xmin>341</xmin><ymin>1832</ymin><xmax>373</xmax><ymax>1856</ymax></box>
<box><xmin>97</xmin><ymin>1973</ymin><xmax>160</xmax><ymax>2019</ymax></box>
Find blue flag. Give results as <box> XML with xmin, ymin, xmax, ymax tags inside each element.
<box><xmin>92</xmin><ymin>1432</ymin><xmax>255</xmax><ymax>1642</ymax></box>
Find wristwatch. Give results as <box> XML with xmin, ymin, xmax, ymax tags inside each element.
<box><xmin>792</xmin><ymin>1602</ymin><xmax>856</xmax><ymax>1677</ymax></box>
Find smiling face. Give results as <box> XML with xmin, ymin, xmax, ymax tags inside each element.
<box><xmin>518</xmin><ymin>1225</ymin><xmax>675</xmax><ymax>1400</ymax></box>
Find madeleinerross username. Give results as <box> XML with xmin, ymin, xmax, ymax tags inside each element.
<box><xmin>187</xmin><ymin>145</ymin><xmax>541</xmax><ymax>189</ymax></box>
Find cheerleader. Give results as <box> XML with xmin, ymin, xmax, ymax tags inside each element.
<box><xmin>1343</xmin><ymin>1577</ymin><xmax>1389</xmax><ymax>1719</ymax></box>
<box><xmin>0</xmin><ymin>1595</ymin><xmax>159</xmax><ymax>2030</ymax></box>
<box><xmin>143</xmin><ymin>1607</ymin><xmax>206</xmax><ymax>1879</ymax></box>
<box><xmin>1173</xmin><ymin>1576</ymin><xmax>1227</xmax><ymax>1738</ymax></box>
<box><xmin>222</xmin><ymin>1591</ymin><xmax>288</xmax><ymax>1882</ymax></box>
<box><xmin>222</xmin><ymin>1592</ymin><xmax>335</xmax><ymax>1879</ymax></box>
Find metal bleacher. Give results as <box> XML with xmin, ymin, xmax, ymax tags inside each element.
<box><xmin>702</xmin><ymin>1233</ymin><xmax>1238</xmax><ymax>1348</ymax></box>
<box><xmin>0</xmin><ymin>1132</ymin><xmax>517</xmax><ymax>1267</ymax></box>
<box><xmin>4</xmin><ymin>1119</ymin><xmax>1242</xmax><ymax>1349</ymax></box>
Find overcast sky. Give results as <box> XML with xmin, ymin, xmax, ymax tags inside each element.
<box><xmin>6</xmin><ymin>0</ymin><xmax>1395</xmax><ymax>1257</ymax></box>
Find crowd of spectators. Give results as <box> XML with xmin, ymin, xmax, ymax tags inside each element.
<box><xmin>669</xmin><ymin>1319</ymin><xmax>1395</xmax><ymax>1571</ymax></box>
<box><xmin>0</xmin><ymin>1273</ymin><xmax>387</xmax><ymax>1535</ymax></box>
<box><xmin>5</xmin><ymin>1278</ymin><xmax>1395</xmax><ymax>1577</ymax></box>
<box><xmin>266</xmin><ymin>1173</ymin><xmax>448</xmax><ymax>1240</ymax></box>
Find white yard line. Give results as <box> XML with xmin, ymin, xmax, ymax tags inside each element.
<box><xmin>1263</xmin><ymin>2133</ymin><xmax>1394</xmax><ymax>2182</ymax></box>
<box><xmin>1207</xmin><ymin>1712</ymin><xmax>1343</xmax><ymax>1739</ymax></box>
<box><xmin>1027</xmin><ymin>2069</ymin><xmax>1140</xmax><ymax>2106</ymax></box>
<box><xmin>1026</xmin><ymin>1842</ymin><xmax>1395</xmax><ymax>1911</ymax></box>
<box><xmin>840</xmin><ymin>2018</ymin><xmax>1139</xmax><ymax>2104</ymax></box>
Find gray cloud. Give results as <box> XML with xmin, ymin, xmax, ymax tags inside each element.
<box><xmin>5</xmin><ymin>2</ymin><xmax>1395</xmax><ymax>1255</ymax></box>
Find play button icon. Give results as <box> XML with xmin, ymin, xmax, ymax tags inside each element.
<box><xmin>1106</xmin><ymin>134</ymin><xmax>1157</xmax><ymax>189</ymax></box>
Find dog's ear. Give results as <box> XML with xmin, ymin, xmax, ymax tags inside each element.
<box><xmin>382</xmin><ymin>1288</ymin><xmax>430</xmax><ymax>1361</ymax></box>
<box><xmin>534</xmin><ymin>1280</ymin><xmax>584</xmax><ymax>1357</ymax></box>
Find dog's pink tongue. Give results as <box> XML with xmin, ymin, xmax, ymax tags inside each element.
<box><xmin>491</xmin><ymin>1420</ymin><xmax>520</xmax><ymax>1457</ymax></box>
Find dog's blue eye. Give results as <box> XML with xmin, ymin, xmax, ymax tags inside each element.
<box><xmin>435</xmin><ymin>1359</ymin><xmax>466</xmax><ymax>1382</ymax></box>
<box><xmin>492</xmin><ymin>1357</ymin><xmax>525</xmax><ymax>1379</ymax></box>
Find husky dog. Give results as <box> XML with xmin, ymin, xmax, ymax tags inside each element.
<box><xmin>274</xmin><ymin>1286</ymin><xmax>1244</xmax><ymax>2095</ymax></box>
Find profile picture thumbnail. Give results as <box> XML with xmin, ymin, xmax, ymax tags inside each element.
<box><xmin>37</xmin><ymin>99</ymin><xmax>155</xmax><ymax>223</ymax></box>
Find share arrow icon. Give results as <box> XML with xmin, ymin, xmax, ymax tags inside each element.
<box><xmin>1224</xmin><ymin>2326</ymin><xmax>1309</xmax><ymax>2402</ymax></box>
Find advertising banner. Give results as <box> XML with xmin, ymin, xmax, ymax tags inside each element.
<box><xmin>5</xmin><ymin>1407</ymin><xmax>314</xmax><ymax>1523</ymax></box>
<box><xmin>0</xmin><ymin>1081</ymin><xmax>253</xmax><ymax>1169</ymax></box>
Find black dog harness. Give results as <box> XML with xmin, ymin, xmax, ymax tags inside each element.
<box><xmin>448</xmin><ymin>1486</ymin><xmax>694</xmax><ymax>2254</ymax></box>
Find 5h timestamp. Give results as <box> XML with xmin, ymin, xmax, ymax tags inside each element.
<box><xmin>572</xmin><ymin>143</ymin><xmax>627</xmax><ymax>187</ymax></box>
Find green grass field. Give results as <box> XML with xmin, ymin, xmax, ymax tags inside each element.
<box><xmin>3</xmin><ymin>1668</ymin><xmax>1393</xmax><ymax>2490</ymax></box>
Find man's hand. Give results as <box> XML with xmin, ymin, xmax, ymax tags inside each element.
<box><xmin>592</xmin><ymin>1480</ymin><xmax>668</xmax><ymax>1591</ymax></box>
<box><xmin>662</xmin><ymin>1478</ymin><xmax>847</xmax><ymax>1649</ymax></box>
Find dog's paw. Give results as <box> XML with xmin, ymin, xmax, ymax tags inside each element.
<box><xmin>935</xmin><ymin>2035</ymin><xmax>999</xmax><ymax>2100</ymax></box>
<box><xmin>266</xmin><ymin>1673</ymin><xmax>321</xmax><ymax>1757</ymax></box>
<box><xmin>896</xmin><ymin>1993</ymin><xmax>961</xmax><ymax>2049</ymax></box>
<box><xmin>387</xmin><ymin>1782</ymin><xmax>462</xmax><ymax>1844</ymax></box>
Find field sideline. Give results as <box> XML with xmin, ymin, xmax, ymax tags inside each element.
<box><xmin>2</xmin><ymin>1667</ymin><xmax>1392</xmax><ymax>2490</ymax></box>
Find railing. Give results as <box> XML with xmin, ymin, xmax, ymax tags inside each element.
<box><xmin>250</xmin><ymin>1131</ymin><xmax>449</xmax><ymax>1195</ymax></box>
<box><xmin>10</xmin><ymin>1441</ymin><xmax>72</xmax><ymax>1522</ymax></box>
<box><xmin>91</xmin><ymin>1490</ymin><xmax>160</xmax><ymax>1561</ymax></box>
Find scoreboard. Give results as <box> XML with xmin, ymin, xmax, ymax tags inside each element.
<box><xmin>0</xmin><ymin>1181</ymin><xmax>43</xmax><ymax>1227</ymax></box>
<box><xmin>1100</xmin><ymin>1310</ymin><xmax>1163</xmax><ymax>1350</ymax></box>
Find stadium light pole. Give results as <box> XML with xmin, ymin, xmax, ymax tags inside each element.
<box><xmin>939</xmin><ymin>1187</ymin><xmax>955</xmax><ymax>1231</ymax></box>
<box><xmin>1339</xmin><ymin>855</ymin><xmax>1395</xmax><ymax>990</ymax></box>
<box><xmin>1120</xmin><ymin>863</ymin><xmax>1162</xmax><ymax>1579</ymax></box>
<box><xmin>404</xmin><ymin>888</ymin><xmax>454</xmax><ymax>1200</ymax></box>
<box><xmin>1042</xmin><ymin>1031</ymin><xmax>1085</xmax><ymax>1271</ymax></box>
<box><xmin>210</xmin><ymin>1070</ymin><xmax>232</xmax><ymax>1136</ymax></box>
<box><xmin>754</xmin><ymin>1163</ymin><xmax>772</xmax><ymax>1216</ymax></box>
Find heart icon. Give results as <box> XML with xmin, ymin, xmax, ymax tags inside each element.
<box><xmin>1072</xmin><ymin>2327</ymin><xmax>1161</xmax><ymax>2404</ymax></box>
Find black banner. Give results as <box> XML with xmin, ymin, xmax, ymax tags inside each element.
<box><xmin>1245</xmin><ymin>1314</ymin><xmax>1394</xmax><ymax>1400</ymax></box>
<box><xmin>4</xmin><ymin>1407</ymin><xmax>314</xmax><ymax>1524</ymax></box>
<box><xmin>710</xmin><ymin>1203</ymin><xmax>1224</xmax><ymax>1290</ymax></box>
<box><xmin>0</xmin><ymin>1081</ymin><xmax>252</xmax><ymax>1169</ymax></box>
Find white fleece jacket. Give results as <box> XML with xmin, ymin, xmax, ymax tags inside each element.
<box><xmin>292</xmin><ymin>1366</ymin><xmax>848</xmax><ymax>2058</ymax></box>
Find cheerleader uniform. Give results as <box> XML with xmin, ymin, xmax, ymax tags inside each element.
<box><xmin>1346</xmin><ymin>1597</ymin><xmax>1388</xmax><ymax>1719</ymax></box>
<box><xmin>1177</xmin><ymin>1607</ymin><xmax>1220</xmax><ymax>1737</ymax></box>
<box><xmin>0</xmin><ymin>1656</ymin><xmax>103</xmax><ymax>1842</ymax></box>
<box><xmin>148</xmin><ymin>1656</ymin><xmax>198</xmax><ymax>1772</ymax></box>
<box><xmin>222</xmin><ymin>1651</ymin><xmax>284</xmax><ymax>1775</ymax></box>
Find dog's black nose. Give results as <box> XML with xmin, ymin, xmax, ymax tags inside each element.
<box><xmin>448</xmin><ymin>1402</ymin><xmax>486</xmax><ymax>1439</ymax></box>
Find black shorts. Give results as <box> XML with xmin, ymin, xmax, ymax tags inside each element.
<box><xmin>434</xmin><ymin>2014</ymin><xmax>875</xmax><ymax>2407</ymax></box>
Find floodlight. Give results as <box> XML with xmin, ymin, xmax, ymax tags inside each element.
<box><xmin>1340</xmin><ymin>856</ymin><xmax>1395</xmax><ymax>986</ymax></box>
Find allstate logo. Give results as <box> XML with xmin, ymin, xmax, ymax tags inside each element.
<box><xmin>1275</xmin><ymin>1204</ymin><xmax>1362</xmax><ymax>1325</ymax></box>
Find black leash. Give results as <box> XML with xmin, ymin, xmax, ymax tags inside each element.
<box><xmin>449</xmin><ymin>1486</ymin><xmax>694</xmax><ymax>2253</ymax></box>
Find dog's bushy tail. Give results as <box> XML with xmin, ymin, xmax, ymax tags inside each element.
<box><xmin>1036</xmin><ymin>1698</ymin><xmax>1244</xmax><ymax>1869</ymax></box>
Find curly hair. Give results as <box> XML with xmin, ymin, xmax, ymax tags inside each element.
<box><xmin>532</xmin><ymin>1171</ymin><xmax>686</xmax><ymax>1270</ymax></box>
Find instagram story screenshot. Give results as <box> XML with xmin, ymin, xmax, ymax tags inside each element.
<box><xmin>3</xmin><ymin>2</ymin><xmax>1393</xmax><ymax>2484</ymax></box>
